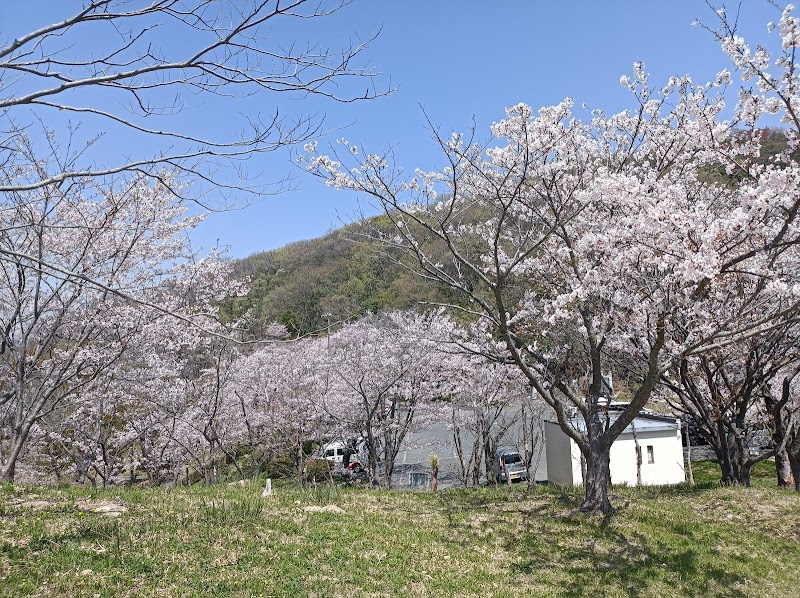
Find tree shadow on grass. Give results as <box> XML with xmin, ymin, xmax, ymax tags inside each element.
<box><xmin>531</xmin><ymin>482</ymin><xmax>721</xmax><ymax>521</ymax></box>
<box><xmin>434</xmin><ymin>489</ymin><xmax>554</xmax><ymax>551</ymax></box>
<box><xmin>430</xmin><ymin>483</ymin><xmax>762</xmax><ymax>596</ymax></box>
<box><xmin>507</xmin><ymin>511</ymin><xmax>753</xmax><ymax>598</ymax></box>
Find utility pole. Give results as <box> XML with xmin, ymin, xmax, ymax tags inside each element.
<box><xmin>323</xmin><ymin>313</ymin><xmax>332</xmax><ymax>350</ymax></box>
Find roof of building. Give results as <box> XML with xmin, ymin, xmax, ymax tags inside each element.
<box><xmin>547</xmin><ymin>412</ymin><xmax>680</xmax><ymax>435</ymax></box>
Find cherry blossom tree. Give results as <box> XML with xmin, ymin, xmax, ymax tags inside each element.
<box><xmin>0</xmin><ymin>175</ymin><xmax>234</xmax><ymax>481</ymax></box>
<box><xmin>118</xmin><ymin>269</ymin><xmax>252</xmax><ymax>486</ymax></box>
<box><xmin>661</xmin><ymin>324</ymin><xmax>799</xmax><ymax>486</ymax></box>
<box><xmin>227</xmin><ymin>336</ymin><xmax>330</xmax><ymax>480</ymax></box>
<box><xmin>306</xmin><ymin>7</ymin><xmax>800</xmax><ymax>513</ymax></box>
<box><xmin>325</xmin><ymin>311</ymin><xmax>452</xmax><ymax>487</ymax></box>
<box><xmin>170</xmin><ymin>335</ymin><xmax>244</xmax><ymax>484</ymax></box>
<box><xmin>446</xmin><ymin>353</ymin><xmax>530</xmax><ymax>487</ymax></box>
<box><xmin>35</xmin><ymin>379</ymin><xmax>142</xmax><ymax>486</ymax></box>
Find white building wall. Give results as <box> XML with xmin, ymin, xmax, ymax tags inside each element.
<box><xmin>570</xmin><ymin>432</ymin><xmax>584</xmax><ymax>485</ymax></box>
<box><xmin>544</xmin><ymin>420</ymin><xmax>576</xmax><ymax>485</ymax></box>
<box><xmin>546</xmin><ymin>419</ymin><xmax>686</xmax><ymax>487</ymax></box>
<box><xmin>608</xmin><ymin>430</ymin><xmax>685</xmax><ymax>485</ymax></box>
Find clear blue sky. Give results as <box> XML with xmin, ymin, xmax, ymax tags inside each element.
<box><xmin>3</xmin><ymin>1</ymin><xmax>783</xmax><ymax>258</ymax></box>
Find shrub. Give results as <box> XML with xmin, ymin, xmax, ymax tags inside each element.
<box><xmin>265</xmin><ymin>456</ymin><xmax>296</xmax><ymax>479</ymax></box>
<box><xmin>303</xmin><ymin>459</ymin><xmax>333</xmax><ymax>483</ymax></box>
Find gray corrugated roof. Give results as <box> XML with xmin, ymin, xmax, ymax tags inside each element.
<box><xmin>547</xmin><ymin>412</ymin><xmax>680</xmax><ymax>434</ymax></box>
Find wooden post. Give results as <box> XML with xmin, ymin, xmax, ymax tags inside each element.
<box><xmin>685</xmin><ymin>420</ymin><xmax>695</xmax><ymax>485</ymax></box>
<box><xmin>632</xmin><ymin>420</ymin><xmax>642</xmax><ymax>486</ymax></box>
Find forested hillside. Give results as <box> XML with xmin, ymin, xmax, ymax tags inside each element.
<box><xmin>227</xmin><ymin>217</ymin><xmax>450</xmax><ymax>336</ymax></box>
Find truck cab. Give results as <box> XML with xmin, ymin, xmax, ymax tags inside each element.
<box><xmin>495</xmin><ymin>448</ymin><xmax>528</xmax><ymax>483</ymax></box>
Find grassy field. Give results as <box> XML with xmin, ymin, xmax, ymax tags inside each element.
<box><xmin>1</xmin><ymin>461</ymin><xmax>798</xmax><ymax>597</ymax></box>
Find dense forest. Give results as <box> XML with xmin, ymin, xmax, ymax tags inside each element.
<box><xmin>227</xmin><ymin>216</ymin><xmax>458</xmax><ymax>336</ymax></box>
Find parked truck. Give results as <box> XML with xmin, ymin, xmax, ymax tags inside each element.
<box><xmin>495</xmin><ymin>447</ymin><xmax>528</xmax><ymax>483</ymax></box>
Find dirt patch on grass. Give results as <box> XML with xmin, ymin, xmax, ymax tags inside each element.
<box><xmin>7</xmin><ymin>498</ymin><xmax>57</xmax><ymax>510</ymax></box>
<box><xmin>75</xmin><ymin>498</ymin><xmax>128</xmax><ymax>516</ymax></box>
<box><xmin>692</xmin><ymin>488</ymin><xmax>799</xmax><ymax>528</ymax></box>
<box><xmin>302</xmin><ymin>504</ymin><xmax>345</xmax><ymax>514</ymax></box>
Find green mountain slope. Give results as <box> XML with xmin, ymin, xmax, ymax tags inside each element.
<box><xmin>227</xmin><ymin>218</ymin><xmax>448</xmax><ymax>336</ymax></box>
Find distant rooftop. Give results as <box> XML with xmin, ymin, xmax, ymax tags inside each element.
<box><xmin>548</xmin><ymin>412</ymin><xmax>680</xmax><ymax>434</ymax></box>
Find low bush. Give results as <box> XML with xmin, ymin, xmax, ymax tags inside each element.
<box><xmin>303</xmin><ymin>458</ymin><xmax>332</xmax><ymax>483</ymax></box>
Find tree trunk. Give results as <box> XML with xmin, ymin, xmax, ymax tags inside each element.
<box><xmin>632</xmin><ymin>421</ymin><xmax>642</xmax><ymax>486</ymax></box>
<box><xmin>740</xmin><ymin>461</ymin><xmax>752</xmax><ymax>487</ymax></box>
<box><xmin>719</xmin><ymin>457</ymin><xmax>739</xmax><ymax>485</ymax></box>
<box><xmin>430</xmin><ymin>454</ymin><xmax>439</xmax><ymax>492</ymax></box>
<box><xmin>0</xmin><ymin>459</ymin><xmax>16</xmax><ymax>482</ymax></box>
<box><xmin>383</xmin><ymin>453</ymin><xmax>395</xmax><ymax>489</ymax></box>
<box><xmin>472</xmin><ymin>450</ymin><xmax>482</xmax><ymax>488</ymax></box>
<box><xmin>767</xmin><ymin>386</ymin><xmax>796</xmax><ymax>489</ymax></box>
<box><xmin>715</xmin><ymin>424</ymin><xmax>740</xmax><ymax>485</ymax></box>
<box><xmin>343</xmin><ymin>446</ymin><xmax>352</xmax><ymax>469</ymax></box>
<box><xmin>716</xmin><ymin>432</ymin><xmax>746</xmax><ymax>485</ymax></box>
<box><xmin>364</xmin><ymin>432</ymin><xmax>379</xmax><ymax>487</ymax></box>
<box><xmin>363</xmin><ymin>397</ymin><xmax>380</xmax><ymax>486</ymax></box>
<box><xmin>788</xmin><ymin>446</ymin><xmax>800</xmax><ymax>492</ymax></box>
<box><xmin>483</xmin><ymin>431</ymin><xmax>497</xmax><ymax>485</ymax></box>
<box><xmin>452</xmin><ymin>426</ymin><xmax>469</xmax><ymax>487</ymax></box>
<box><xmin>775</xmin><ymin>448</ymin><xmax>795</xmax><ymax>488</ymax></box>
<box><xmin>580</xmin><ymin>443</ymin><xmax>613</xmax><ymax>514</ymax></box>
<box><xmin>0</xmin><ymin>422</ymin><xmax>33</xmax><ymax>482</ymax></box>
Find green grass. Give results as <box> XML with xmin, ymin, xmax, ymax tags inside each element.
<box><xmin>1</xmin><ymin>462</ymin><xmax>798</xmax><ymax>597</ymax></box>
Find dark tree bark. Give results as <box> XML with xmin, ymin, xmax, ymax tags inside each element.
<box><xmin>775</xmin><ymin>448</ymin><xmax>795</xmax><ymax>488</ymax></box>
<box><xmin>581</xmin><ymin>441</ymin><xmax>613</xmax><ymax>514</ymax></box>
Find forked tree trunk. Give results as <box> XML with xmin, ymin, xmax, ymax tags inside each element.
<box><xmin>715</xmin><ymin>431</ymin><xmax>748</xmax><ymax>485</ymax></box>
<box><xmin>719</xmin><ymin>457</ymin><xmax>739</xmax><ymax>485</ymax></box>
<box><xmin>580</xmin><ymin>442</ymin><xmax>613</xmax><ymax>514</ymax></box>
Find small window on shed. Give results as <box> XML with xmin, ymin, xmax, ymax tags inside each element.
<box><xmin>646</xmin><ymin>445</ymin><xmax>654</xmax><ymax>464</ymax></box>
<box><xmin>409</xmin><ymin>472</ymin><xmax>429</xmax><ymax>488</ymax></box>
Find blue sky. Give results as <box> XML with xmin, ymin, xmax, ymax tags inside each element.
<box><xmin>3</xmin><ymin>1</ymin><xmax>783</xmax><ymax>258</ymax></box>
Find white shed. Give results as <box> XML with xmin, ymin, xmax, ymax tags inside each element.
<box><xmin>545</xmin><ymin>413</ymin><xmax>685</xmax><ymax>486</ymax></box>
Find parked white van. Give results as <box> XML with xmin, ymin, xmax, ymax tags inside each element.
<box><xmin>321</xmin><ymin>440</ymin><xmax>347</xmax><ymax>463</ymax></box>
